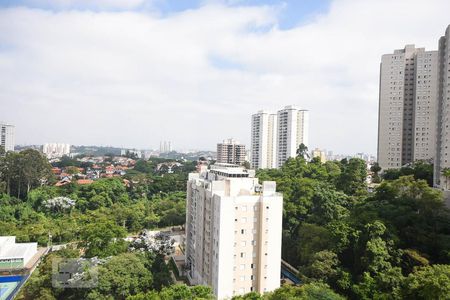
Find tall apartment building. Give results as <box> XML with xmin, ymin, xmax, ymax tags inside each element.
<box><xmin>276</xmin><ymin>106</ymin><xmax>309</xmax><ymax>167</ymax></box>
<box><xmin>377</xmin><ymin>45</ymin><xmax>439</xmax><ymax>170</ymax></box>
<box><xmin>311</xmin><ymin>148</ymin><xmax>327</xmax><ymax>163</ymax></box>
<box><xmin>0</xmin><ymin>123</ymin><xmax>15</xmax><ymax>152</ymax></box>
<box><xmin>160</xmin><ymin>141</ymin><xmax>172</xmax><ymax>153</ymax></box>
<box><xmin>42</xmin><ymin>143</ymin><xmax>71</xmax><ymax>159</ymax></box>
<box><xmin>251</xmin><ymin>111</ymin><xmax>277</xmax><ymax>169</ymax></box>
<box><xmin>216</xmin><ymin>139</ymin><xmax>246</xmax><ymax>165</ymax></box>
<box><xmin>185</xmin><ymin>164</ymin><xmax>282</xmax><ymax>299</ymax></box>
<box><xmin>435</xmin><ymin>25</ymin><xmax>450</xmax><ymax>188</ymax></box>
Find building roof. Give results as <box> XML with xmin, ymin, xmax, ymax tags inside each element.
<box><xmin>77</xmin><ymin>179</ymin><xmax>93</xmax><ymax>185</ymax></box>
<box><xmin>0</xmin><ymin>236</ymin><xmax>37</xmax><ymax>259</ymax></box>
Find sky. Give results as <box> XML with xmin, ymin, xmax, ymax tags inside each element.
<box><xmin>0</xmin><ymin>0</ymin><xmax>449</xmax><ymax>153</ymax></box>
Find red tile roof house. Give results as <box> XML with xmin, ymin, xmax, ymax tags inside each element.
<box><xmin>51</xmin><ymin>167</ymin><xmax>62</xmax><ymax>175</ymax></box>
<box><xmin>76</xmin><ymin>179</ymin><xmax>93</xmax><ymax>185</ymax></box>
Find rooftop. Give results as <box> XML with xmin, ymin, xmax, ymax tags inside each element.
<box><xmin>207</xmin><ymin>164</ymin><xmax>255</xmax><ymax>179</ymax></box>
<box><xmin>0</xmin><ymin>236</ymin><xmax>37</xmax><ymax>259</ymax></box>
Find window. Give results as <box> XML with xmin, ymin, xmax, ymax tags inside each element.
<box><xmin>241</xmin><ymin>217</ymin><xmax>247</xmax><ymax>223</ymax></box>
<box><xmin>241</xmin><ymin>241</ymin><xmax>246</xmax><ymax>247</ymax></box>
<box><xmin>239</xmin><ymin>264</ymin><xmax>245</xmax><ymax>270</ymax></box>
<box><xmin>241</xmin><ymin>229</ymin><xmax>245</xmax><ymax>234</ymax></box>
<box><xmin>240</xmin><ymin>276</ymin><xmax>245</xmax><ymax>281</ymax></box>
<box><xmin>241</xmin><ymin>205</ymin><xmax>247</xmax><ymax>212</ymax></box>
<box><xmin>240</xmin><ymin>252</ymin><xmax>246</xmax><ymax>258</ymax></box>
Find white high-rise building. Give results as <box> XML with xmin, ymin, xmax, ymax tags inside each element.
<box><xmin>160</xmin><ymin>141</ymin><xmax>172</xmax><ymax>153</ymax></box>
<box><xmin>276</xmin><ymin>106</ymin><xmax>309</xmax><ymax>167</ymax></box>
<box><xmin>0</xmin><ymin>123</ymin><xmax>15</xmax><ymax>152</ymax></box>
<box><xmin>42</xmin><ymin>143</ymin><xmax>71</xmax><ymax>159</ymax></box>
<box><xmin>185</xmin><ymin>164</ymin><xmax>283</xmax><ymax>299</ymax></box>
<box><xmin>251</xmin><ymin>111</ymin><xmax>277</xmax><ymax>169</ymax></box>
<box><xmin>377</xmin><ymin>45</ymin><xmax>439</xmax><ymax>170</ymax></box>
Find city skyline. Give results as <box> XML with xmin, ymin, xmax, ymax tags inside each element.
<box><xmin>1</xmin><ymin>1</ymin><xmax>450</xmax><ymax>154</ymax></box>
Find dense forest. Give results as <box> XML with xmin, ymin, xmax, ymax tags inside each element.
<box><xmin>0</xmin><ymin>148</ymin><xmax>449</xmax><ymax>299</ymax></box>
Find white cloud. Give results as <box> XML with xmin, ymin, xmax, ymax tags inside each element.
<box><xmin>0</xmin><ymin>0</ymin><xmax>449</xmax><ymax>153</ymax></box>
<box><xmin>26</xmin><ymin>0</ymin><xmax>152</xmax><ymax>10</ymax></box>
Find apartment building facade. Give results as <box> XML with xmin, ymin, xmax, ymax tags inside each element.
<box><xmin>376</xmin><ymin>25</ymin><xmax>450</xmax><ymax>190</ymax></box>
<box><xmin>251</xmin><ymin>106</ymin><xmax>309</xmax><ymax>169</ymax></box>
<box><xmin>250</xmin><ymin>111</ymin><xmax>277</xmax><ymax>169</ymax></box>
<box><xmin>42</xmin><ymin>143</ymin><xmax>71</xmax><ymax>159</ymax></box>
<box><xmin>0</xmin><ymin>123</ymin><xmax>15</xmax><ymax>152</ymax></box>
<box><xmin>185</xmin><ymin>164</ymin><xmax>282</xmax><ymax>299</ymax></box>
<box><xmin>217</xmin><ymin>139</ymin><xmax>246</xmax><ymax>165</ymax></box>
<box><xmin>276</xmin><ymin>106</ymin><xmax>309</xmax><ymax>168</ymax></box>
<box><xmin>435</xmin><ymin>25</ymin><xmax>450</xmax><ymax>188</ymax></box>
<box><xmin>377</xmin><ymin>45</ymin><xmax>439</xmax><ymax>170</ymax></box>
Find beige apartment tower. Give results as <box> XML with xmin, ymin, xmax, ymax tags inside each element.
<box><xmin>185</xmin><ymin>164</ymin><xmax>283</xmax><ymax>299</ymax></box>
<box><xmin>217</xmin><ymin>139</ymin><xmax>246</xmax><ymax>165</ymax></box>
<box><xmin>377</xmin><ymin>45</ymin><xmax>439</xmax><ymax>170</ymax></box>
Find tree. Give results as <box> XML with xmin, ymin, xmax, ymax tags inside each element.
<box><xmin>158</xmin><ymin>284</ymin><xmax>214</xmax><ymax>300</ymax></box>
<box><xmin>370</xmin><ymin>162</ymin><xmax>381</xmax><ymax>176</ymax></box>
<box><xmin>382</xmin><ymin>161</ymin><xmax>434</xmax><ymax>186</ymax></box>
<box><xmin>232</xmin><ymin>292</ymin><xmax>263</xmax><ymax>300</ymax></box>
<box><xmin>442</xmin><ymin>168</ymin><xmax>450</xmax><ymax>190</ymax></box>
<box><xmin>266</xmin><ymin>283</ymin><xmax>345</xmax><ymax>300</ymax></box>
<box><xmin>370</xmin><ymin>162</ymin><xmax>382</xmax><ymax>183</ymax></box>
<box><xmin>80</xmin><ymin>218</ymin><xmax>127</xmax><ymax>258</ymax></box>
<box><xmin>294</xmin><ymin>223</ymin><xmax>334</xmax><ymax>267</ymax></box>
<box><xmin>337</xmin><ymin>158</ymin><xmax>367</xmax><ymax>196</ymax></box>
<box><xmin>296</xmin><ymin>143</ymin><xmax>310</xmax><ymax>160</ymax></box>
<box><xmin>88</xmin><ymin>253</ymin><xmax>153</xmax><ymax>300</ymax></box>
<box><xmin>151</xmin><ymin>254</ymin><xmax>174</xmax><ymax>291</ymax></box>
<box><xmin>366</xmin><ymin>176</ymin><xmax>450</xmax><ymax>260</ymax></box>
<box><xmin>43</xmin><ymin>196</ymin><xmax>76</xmax><ymax>214</ymax></box>
<box><xmin>0</xmin><ymin>149</ymin><xmax>52</xmax><ymax>199</ymax></box>
<box><xmin>241</xmin><ymin>161</ymin><xmax>251</xmax><ymax>169</ymax></box>
<box><xmin>401</xmin><ymin>264</ymin><xmax>450</xmax><ymax>300</ymax></box>
<box><xmin>302</xmin><ymin>250</ymin><xmax>339</xmax><ymax>283</ymax></box>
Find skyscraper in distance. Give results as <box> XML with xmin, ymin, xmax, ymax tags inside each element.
<box><xmin>217</xmin><ymin>138</ymin><xmax>246</xmax><ymax>165</ymax></box>
<box><xmin>0</xmin><ymin>122</ymin><xmax>15</xmax><ymax>152</ymax></box>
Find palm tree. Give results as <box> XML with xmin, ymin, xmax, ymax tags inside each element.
<box><xmin>442</xmin><ymin>168</ymin><xmax>450</xmax><ymax>190</ymax></box>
